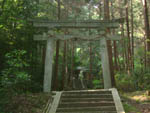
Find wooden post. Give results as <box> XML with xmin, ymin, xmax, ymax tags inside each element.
<box><xmin>100</xmin><ymin>38</ymin><xmax>112</xmax><ymax>89</ymax></box>
<box><xmin>43</xmin><ymin>38</ymin><xmax>54</xmax><ymax>92</ymax></box>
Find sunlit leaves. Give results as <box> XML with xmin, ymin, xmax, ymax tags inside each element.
<box><xmin>5</xmin><ymin>50</ymin><xmax>29</xmax><ymax>68</ymax></box>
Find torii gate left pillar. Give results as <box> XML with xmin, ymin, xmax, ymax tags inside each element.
<box><xmin>43</xmin><ymin>38</ymin><xmax>54</xmax><ymax>92</ymax></box>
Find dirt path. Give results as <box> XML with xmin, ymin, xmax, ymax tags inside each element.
<box><xmin>127</xmin><ymin>99</ymin><xmax>150</xmax><ymax>113</ymax></box>
<box><xmin>122</xmin><ymin>91</ymin><xmax>150</xmax><ymax>113</ymax></box>
<box><xmin>5</xmin><ymin>93</ymin><xmax>52</xmax><ymax>113</ymax></box>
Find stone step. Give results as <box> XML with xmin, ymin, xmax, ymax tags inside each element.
<box><xmin>56</xmin><ymin>112</ymin><xmax>117</xmax><ymax>113</ymax></box>
<box><xmin>56</xmin><ymin>106</ymin><xmax>116</xmax><ymax>112</ymax></box>
<box><xmin>58</xmin><ymin>102</ymin><xmax>115</xmax><ymax>108</ymax></box>
<box><xmin>48</xmin><ymin>89</ymin><xmax>125</xmax><ymax>113</ymax></box>
<box><xmin>62</xmin><ymin>93</ymin><xmax>112</xmax><ymax>96</ymax></box>
<box><xmin>61</xmin><ymin>98</ymin><xmax>114</xmax><ymax>103</ymax></box>
<box><xmin>62</xmin><ymin>90</ymin><xmax>111</xmax><ymax>95</ymax></box>
<box><xmin>61</xmin><ymin>94</ymin><xmax>113</xmax><ymax>98</ymax></box>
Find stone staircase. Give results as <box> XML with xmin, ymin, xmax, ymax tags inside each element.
<box><xmin>47</xmin><ymin>89</ymin><xmax>125</xmax><ymax>113</ymax></box>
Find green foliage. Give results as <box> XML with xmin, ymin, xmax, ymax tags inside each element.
<box><xmin>1</xmin><ymin>50</ymin><xmax>31</xmax><ymax>93</ymax></box>
<box><xmin>0</xmin><ymin>88</ymin><xmax>13</xmax><ymax>112</ymax></box>
<box><xmin>132</xmin><ymin>70</ymin><xmax>150</xmax><ymax>90</ymax></box>
<box><xmin>115</xmin><ymin>73</ymin><xmax>135</xmax><ymax>91</ymax></box>
<box><xmin>0</xmin><ymin>50</ymin><xmax>35</xmax><ymax>112</ymax></box>
<box><xmin>123</xmin><ymin>103</ymin><xmax>139</xmax><ymax>112</ymax></box>
<box><xmin>0</xmin><ymin>0</ymin><xmax>41</xmax><ymax>112</ymax></box>
<box><xmin>92</xmin><ymin>79</ymin><xmax>103</xmax><ymax>89</ymax></box>
<box><xmin>116</xmin><ymin>69</ymin><xmax>150</xmax><ymax>91</ymax></box>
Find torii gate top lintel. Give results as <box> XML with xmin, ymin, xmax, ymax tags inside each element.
<box><xmin>32</xmin><ymin>18</ymin><xmax>124</xmax><ymax>29</ymax></box>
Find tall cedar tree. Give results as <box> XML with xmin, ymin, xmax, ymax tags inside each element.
<box><xmin>104</xmin><ymin>0</ymin><xmax>116</xmax><ymax>87</ymax></box>
<box><xmin>142</xmin><ymin>0</ymin><xmax>150</xmax><ymax>67</ymax></box>
<box><xmin>125</xmin><ymin>0</ymin><xmax>132</xmax><ymax>73</ymax></box>
<box><xmin>53</xmin><ymin>0</ymin><xmax>61</xmax><ymax>90</ymax></box>
<box><xmin>111</xmin><ymin>1</ymin><xmax>118</xmax><ymax>71</ymax></box>
<box><xmin>131</xmin><ymin>0</ymin><xmax>134</xmax><ymax>69</ymax></box>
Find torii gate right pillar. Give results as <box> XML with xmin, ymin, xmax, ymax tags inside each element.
<box><xmin>100</xmin><ymin>38</ymin><xmax>112</xmax><ymax>89</ymax></box>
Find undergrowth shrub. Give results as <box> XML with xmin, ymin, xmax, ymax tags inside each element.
<box><xmin>0</xmin><ymin>50</ymin><xmax>32</xmax><ymax>112</ymax></box>
<box><xmin>1</xmin><ymin>50</ymin><xmax>31</xmax><ymax>93</ymax></box>
<box><xmin>116</xmin><ymin>69</ymin><xmax>150</xmax><ymax>91</ymax></box>
<box><xmin>132</xmin><ymin>69</ymin><xmax>150</xmax><ymax>90</ymax></box>
<box><xmin>115</xmin><ymin>73</ymin><xmax>135</xmax><ymax>91</ymax></box>
<box><xmin>92</xmin><ymin>79</ymin><xmax>103</xmax><ymax>89</ymax></box>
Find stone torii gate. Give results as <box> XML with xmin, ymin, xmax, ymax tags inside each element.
<box><xmin>33</xmin><ymin>19</ymin><xmax>124</xmax><ymax>92</ymax></box>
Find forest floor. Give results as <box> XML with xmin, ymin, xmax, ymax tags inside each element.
<box><xmin>122</xmin><ymin>91</ymin><xmax>150</xmax><ymax>113</ymax></box>
<box><xmin>5</xmin><ymin>93</ymin><xmax>52</xmax><ymax>113</ymax></box>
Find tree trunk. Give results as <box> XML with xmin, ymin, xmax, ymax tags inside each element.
<box><xmin>67</xmin><ymin>41</ymin><xmax>71</xmax><ymax>86</ymax></box>
<box><xmin>53</xmin><ymin>0</ymin><xmax>61</xmax><ymax>90</ymax></box>
<box><xmin>89</xmin><ymin>2</ymin><xmax>93</xmax><ymax>80</ymax></box>
<box><xmin>104</xmin><ymin>0</ymin><xmax>116</xmax><ymax>87</ymax></box>
<box><xmin>89</xmin><ymin>43</ymin><xmax>92</xmax><ymax>80</ymax></box>
<box><xmin>53</xmin><ymin>40</ymin><xmax>60</xmax><ymax>90</ymax></box>
<box><xmin>65</xmin><ymin>40</ymin><xmax>69</xmax><ymax>88</ymax></box>
<box><xmin>119</xmin><ymin>0</ymin><xmax>126</xmax><ymax>71</ymax></box>
<box><xmin>125</xmin><ymin>0</ymin><xmax>132</xmax><ymax>73</ymax></box>
<box><xmin>61</xmin><ymin>41</ymin><xmax>67</xmax><ymax>90</ymax></box>
<box><xmin>42</xmin><ymin>45</ymin><xmax>46</xmax><ymax>81</ymax></box>
<box><xmin>111</xmin><ymin>1</ymin><xmax>118</xmax><ymax>71</ymax></box>
<box><xmin>131</xmin><ymin>0</ymin><xmax>134</xmax><ymax>70</ymax></box>
<box><xmin>144</xmin><ymin>36</ymin><xmax>147</xmax><ymax>69</ymax></box>
<box><xmin>113</xmin><ymin>41</ymin><xmax>118</xmax><ymax>71</ymax></box>
<box><xmin>142</xmin><ymin>0</ymin><xmax>150</xmax><ymax>67</ymax></box>
<box><xmin>71</xmin><ymin>40</ymin><xmax>75</xmax><ymax>79</ymax></box>
<box><xmin>99</xmin><ymin>1</ymin><xmax>102</xmax><ymax>20</ymax></box>
<box><xmin>69</xmin><ymin>40</ymin><xmax>75</xmax><ymax>87</ymax></box>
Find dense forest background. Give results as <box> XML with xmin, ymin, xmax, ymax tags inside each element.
<box><xmin>0</xmin><ymin>0</ymin><xmax>150</xmax><ymax>112</ymax></box>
